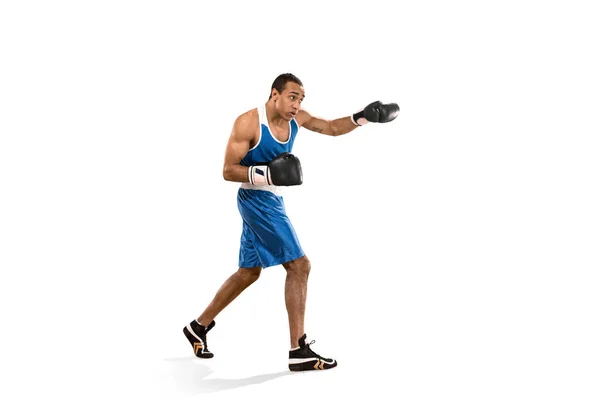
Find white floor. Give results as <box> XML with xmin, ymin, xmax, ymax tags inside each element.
<box><xmin>8</xmin><ymin>254</ymin><xmax>596</xmax><ymax>400</ymax></box>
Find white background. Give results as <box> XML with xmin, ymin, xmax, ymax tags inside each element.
<box><xmin>1</xmin><ymin>1</ymin><xmax>599</xmax><ymax>399</ymax></box>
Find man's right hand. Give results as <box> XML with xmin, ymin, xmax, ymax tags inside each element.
<box><xmin>249</xmin><ymin>152</ymin><xmax>303</xmax><ymax>186</ymax></box>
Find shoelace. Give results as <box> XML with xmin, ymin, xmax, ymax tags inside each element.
<box><xmin>305</xmin><ymin>339</ymin><xmax>324</xmax><ymax>359</ymax></box>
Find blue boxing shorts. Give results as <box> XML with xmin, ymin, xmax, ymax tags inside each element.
<box><xmin>237</xmin><ymin>188</ymin><xmax>304</xmax><ymax>268</ymax></box>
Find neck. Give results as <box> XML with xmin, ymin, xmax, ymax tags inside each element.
<box><xmin>265</xmin><ymin>100</ymin><xmax>286</xmax><ymax>127</ymax></box>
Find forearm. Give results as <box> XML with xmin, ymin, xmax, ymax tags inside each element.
<box><xmin>223</xmin><ymin>163</ymin><xmax>250</xmax><ymax>183</ymax></box>
<box><xmin>330</xmin><ymin>116</ymin><xmax>359</xmax><ymax>136</ymax></box>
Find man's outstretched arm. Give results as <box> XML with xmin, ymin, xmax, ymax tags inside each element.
<box><xmin>295</xmin><ymin>109</ymin><xmax>357</xmax><ymax>137</ymax></box>
<box><xmin>296</xmin><ymin>101</ymin><xmax>400</xmax><ymax>136</ymax></box>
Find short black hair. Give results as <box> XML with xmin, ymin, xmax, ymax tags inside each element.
<box><xmin>269</xmin><ymin>73</ymin><xmax>303</xmax><ymax>99</ymax></box>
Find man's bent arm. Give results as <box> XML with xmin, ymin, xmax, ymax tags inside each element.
<box><xmin>222</xmin><ymin>112</ymin><xmax>255</xmax><ymax>182</ymax></box>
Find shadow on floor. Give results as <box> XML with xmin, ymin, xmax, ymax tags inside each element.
<box><xmin>164</xmin><ymin>356</ymin><xmax>293</xmax><ymax>394</ymax></box>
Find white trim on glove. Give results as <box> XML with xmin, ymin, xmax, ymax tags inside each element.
<box><xmin>248</xmin><ymin>165</ymin><xmax>272</xmax><ymax>185</ymax></box>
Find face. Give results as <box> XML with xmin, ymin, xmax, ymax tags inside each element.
<box><xmin>272</xmin><ymin>82</ymin><xmax>305</xmax><ymax>121</ymax></box>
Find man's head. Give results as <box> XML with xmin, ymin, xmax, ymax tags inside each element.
<box><xmin>269</xmin><ymin>73</ymin><xmax>305</xmax><ymax>121</ymax></box>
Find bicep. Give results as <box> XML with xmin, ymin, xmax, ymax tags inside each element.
<box><xmin>223</xmin><ymin>116</ymin><xmax>254</xmax><ymax>167</ymax></box>
<box><xmin>223</xmin><ymin>132</ymin><xmax>250</xmax><ymax>166</ymax></box>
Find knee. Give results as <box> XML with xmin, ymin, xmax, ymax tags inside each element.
<box><xmin>285</xmin><ymin>256</ymin><xmax>311</xmax><ymax>277</ymax></box>
<box><xmin>238</xmin><ymin>267</ymin><xmax>262</xmax><ymax>284</ymax></box>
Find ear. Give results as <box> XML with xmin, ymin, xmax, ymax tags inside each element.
<box><xmin>271</xmin><ymin>88</ymin><xmax>279</xmax><ymax>99</ymax></box>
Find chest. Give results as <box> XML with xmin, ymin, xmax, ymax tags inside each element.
<box><xmin>251</xmin><ymin>123</ymin><xmax>291</xmax><ymax>148</ymax></box>
<box><xmin>267</xmin><ymin>122</ymin><xmax>290</xmax><ymax>143</ymax></box>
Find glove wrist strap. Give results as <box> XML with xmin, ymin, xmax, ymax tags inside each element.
<box><xmin>249</xmin><ymin>165</ymin><xmax>272</xmax><ymax>185</ymax></box>
<box><xmin>351</xmin><ymin>110</ymin><xmax>369</xmax><ymax>126</ymax></box>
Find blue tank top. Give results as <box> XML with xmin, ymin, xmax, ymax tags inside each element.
<box><xmin>240</xmin><ymin>104</ymin><xmax>299</xmax><ymax>167</ymax></box>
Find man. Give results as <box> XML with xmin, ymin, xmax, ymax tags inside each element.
<box><xmin>183</xmin><ymin>73</ymin><xmax>399</xmax><ymax>371</ymax></box>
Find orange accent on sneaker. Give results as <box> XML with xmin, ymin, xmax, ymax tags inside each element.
<box><xmin>194</xmin><ymin>342</ymin><xmax>203</xmax><ymax>354</ymax></box>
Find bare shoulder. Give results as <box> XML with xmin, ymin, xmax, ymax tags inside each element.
<box><xmin>235</xmin><ymin>108</ymin><xmax>258</xmax><ymax>130</ymax></box>
<box><xmin>232</xmin><ymin>108</ymin><xmax>259</xmax><ymax>142</ymax></box>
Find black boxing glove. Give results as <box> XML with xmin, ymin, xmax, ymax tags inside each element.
<box><xmin>248</xmin><ymin>152</ymin><xmax>303</xmax><ymax>186</ymax></box>
<box><xmin>351</xmin><ymin>101</ymin><xmax>400</xmax><ymax>126</ymax></box>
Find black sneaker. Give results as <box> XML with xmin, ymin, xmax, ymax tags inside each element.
<box><xmin>288</xmin><ymin>334</ymin><xmax>337</xmax><ymax>371</ymax></box>
<box><xmin>183</xmin><ymin>320</ymin><xmax>215</xmax><ymax>358</ymax></box>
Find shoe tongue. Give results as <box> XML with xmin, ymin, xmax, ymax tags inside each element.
<box><xmin>298</xmin><ymin>334</ymin><xmax>308</xmax><ymax>347</ymax></box>
<box><xmin>206</xmin><ymin>320</ymin><xmax>216</xmax><ymax>331</ymax></box>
